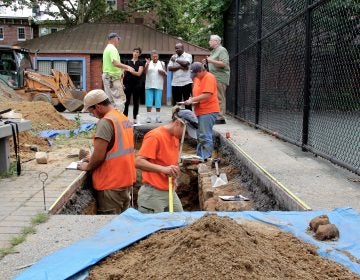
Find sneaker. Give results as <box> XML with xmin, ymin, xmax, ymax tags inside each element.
<box><xmin>133</xmin><ymin>118</ymin><xmax>137</xmax><ymax>124</ymax></box>
<box><xmin>146</xmin><ymin>116</ymin><xmax>151</xmax><ymax>123</ymax></box>
<box><xmin>155</xmin><ymin>116</ymin><xmax>162</xmax><ymax>123</ymax></box>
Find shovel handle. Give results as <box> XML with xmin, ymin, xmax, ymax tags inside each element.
<box><xmin>214</xmin><ymin>160</ymin><xmax>220</xmax><ymax>177</ymax></box>
<box><xmin>168</xmin><ymin>177</ymin><xmax>174</xmax><ymax>212</ymax></box>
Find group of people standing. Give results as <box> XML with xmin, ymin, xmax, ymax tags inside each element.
<box><xmin>77</xmin><ymin>32</ymin><xmax>230</xmax><ymax>215</ymax></box>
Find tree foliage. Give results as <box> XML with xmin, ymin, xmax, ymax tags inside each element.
<box><xmin>3</xmin><ymin>0</ymin><xmax>128</xmax><ymax>26</ymax></box>
<box><xmin>128</xmin><ymin>0</ymin><xmax>232</xmax><ymax>47</ymax></box>
<box><xmin>4</xmin><ymin>0</ymin><xmax>232</xmax><ymax>46</ymax></box>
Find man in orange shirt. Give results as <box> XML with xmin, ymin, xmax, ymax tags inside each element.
<box><xmin>78</xmin><ymin>89</ymin><xmax>136</xmax><ymax>214</ymax></box>
<box><xmin>135</xmin><ymin>108</ymin><xmax>198</xmax><ymax>213</ymax></box>
<box><xmin>184</xmin><ymin>62</ymin><xmax>220</xmax><ymax>160</ymax></box>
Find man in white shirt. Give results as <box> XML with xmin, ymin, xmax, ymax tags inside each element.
<box><xmin>168</xmin><ymin>43</ymin><xmax>193</xmax><ymax>110</ymax></box>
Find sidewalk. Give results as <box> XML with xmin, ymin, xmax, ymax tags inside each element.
<box><xmin>1</xmin><ymin>105</ymin><xmax>359</xmax><ymax>251</ymax></box>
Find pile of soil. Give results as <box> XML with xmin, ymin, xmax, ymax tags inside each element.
<box><xmin>88</xmin><ymin>214</ymin><xmax>360</xmax><ymax>280</ymax></box>
<box><xmin>0</xmin><ymin>101</ymin><xmax>75</xmax><ymax>131</ymax></box>
<box><xmin>0</xmin><ymin>101</ymin><xmax>76</xmax><ymax>160</ymax></box>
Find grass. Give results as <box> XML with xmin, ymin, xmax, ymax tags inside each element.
<box><xmin>0</xmin><ymin>212</ymin><xmax>49</xmax><ymax>259</ymax></box>
<box><xmin>0</xmin><ymin>161</ymin><xmax>17</xmax><ymax>178</ymax></box>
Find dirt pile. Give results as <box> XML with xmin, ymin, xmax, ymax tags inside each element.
<box><xmin>0</xmin><ymin>101</ymin><xmax>75</xmax><ymax>131</ymax></box>
<box><xmin>0</xmin><ymin>81</ymin><xmax>22</xmax><ymax>102</ymax></box>
<box><xmin>1</xmin><ymin>101</ymin><xmax>76</xmax><ymax>160</ymax></box>
<box><xmin>88</xmin><ymin>214</ymin><xmax>360</xmax><ymax>280</ymax></box>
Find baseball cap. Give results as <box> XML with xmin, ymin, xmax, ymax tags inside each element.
<box><xmin>108</xmin><ymin>32</ymin><xmax>120</xmax><ymax>40</ymax></box>
<box><xmin>82</xmin><ymin>89</ymin><xmax>109</xmax><ymax>112</ymax></box>
<box><xmin>190</xmin><ymin>62</ymin><xmax>203</xmax><ymax>79</ymax></box>
<box><xmin>177</xmin><ymin>109</ymin><xmax>198</xmax><ymax>139</ymax></box>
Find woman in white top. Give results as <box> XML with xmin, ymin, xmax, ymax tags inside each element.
<box><xmin>144</xmin><ymin>50</ymin><xmax>167</xmax><ymax>123</ymax></box>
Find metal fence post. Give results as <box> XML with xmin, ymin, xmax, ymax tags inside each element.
<box><xmin>255</xmin><ymin>0</ymin><xmax>263</xmax><ymax>125</ymax></box>
<box><xmin>234</xmin><ymin>0</ymin><xmax>240</xmax><ymax>116</ymax></box>
<box><xmin>301</xmin><ymin>0</ymin><xmax>313</xmax><ymax>151</ymax></box>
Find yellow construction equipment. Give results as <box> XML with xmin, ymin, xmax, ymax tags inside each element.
<box><xmin>0</xmin><ymin>45</ymin><xmax>84</xmax><ymax>112</ymax></box>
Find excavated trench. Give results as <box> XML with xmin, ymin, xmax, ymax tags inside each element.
<box><xmin>57</xmin><ymin>127</ymin><xmax>298</xmax><ymax>215</ymax></box>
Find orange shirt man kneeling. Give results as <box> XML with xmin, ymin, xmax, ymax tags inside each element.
<box><xmin>135</xmin><ymin>108</ymin><xmax>198</xmax><ymax>213</ymax></box>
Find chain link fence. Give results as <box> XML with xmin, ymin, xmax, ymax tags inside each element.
<box><xmin>224</xmin><ymin>0</ymin><xmax>360</xmax><ymax>175</ymax></box>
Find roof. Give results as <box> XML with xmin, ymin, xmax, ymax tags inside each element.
<box><xmin>19</xmin><ymin>23</ymin><xmax>210</xmax><ymax>55</ymax></box>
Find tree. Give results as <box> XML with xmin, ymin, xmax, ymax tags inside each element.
<box><xmin>128</xmin><ymin>0</ymin><xmax>232</xmax><ymax>47</ymax></box>
<box><xmin>4</xmin><ymin>0</ymin><xmax>232</xmax><ymax>46</ymax></box>
<box><xmin>3</xmin><ymin>0</ymin><xmax>128</xmax><ymax>26</ymax></box>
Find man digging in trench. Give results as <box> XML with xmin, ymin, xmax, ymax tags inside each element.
<box><xmin>135</xmin><ymin>108</ymin><xmax>198</xmax><ymax>213</ymax></box>
<box><xmin>78</xmin><ymin>89</ymin><xmax>136</xmax><ymax>214</ymax></box>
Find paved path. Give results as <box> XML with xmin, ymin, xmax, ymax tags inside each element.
<box><xmin>0</xmin><ymin>105</ymin><xmax>359</xmax><ymax>251</ymax></box>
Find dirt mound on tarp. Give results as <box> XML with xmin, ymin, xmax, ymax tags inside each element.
<box><xmin>1</xmin><ymin>101</ymin><xmax>76</xmax><ymax>160</ymax></box>
<box><xmin>88</xmin><ymin>214</ymin><xmax>360</xmax><ymax>280</ymax></box>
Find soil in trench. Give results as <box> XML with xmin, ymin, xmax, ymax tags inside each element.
<box><xmin>88</xmin><ymin>214</ymin><xmax>360</xmax><ymax>280</ymax></box>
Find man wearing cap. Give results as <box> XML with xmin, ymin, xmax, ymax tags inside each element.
<box><xmin>102</xmin><ymin>32</ymin><xmax>135</xmax><ymax>111</ymax></box>
<box><xmin>203</xmin><ymin>35</ymin><xmax>230</xmax><ymax>124</ymax></box>
<box><xmin>184</xmin><ymin>62</ymin><xmax>219</xmax><ymax>160</ymax></box>
<box><xmin>135</xmin><ymin>108</ymin><xmax>198</xmax><ymax>213</ymax></box>
<box><xmin>78</xmin><ymin>89</ymin><xmax>136</xmax><ymax>214</ymax></box>
<box><xmin>168</xmin><ymin>43</ymin><xmax>193</xmax><ymax>110</ymax></box>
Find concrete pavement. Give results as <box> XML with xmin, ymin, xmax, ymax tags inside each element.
<box><xmin>0</xmin><ymin>105</ymin><xmax>359</xmax><ymax>252</ymax></box>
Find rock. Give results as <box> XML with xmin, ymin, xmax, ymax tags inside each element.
<box><xmin>309</xmin><ymin>215</ymin><xmax>330</xmax><ymax>232</ymax></box>
<box><xmin>314</xmin><ymin>224</ymin><xmax>339</xmax><ymax>241</ymax></box>
<box><xmin>204</xmin><ymin>198</ymin><xmax>218</xmax><ymax>211</ymax></box>
<box><xmin>35</xmin><ymin>152</ymin><xmax>48</xmax><ymax>164</ymax></box>
<box><xmin>24</xmin><ymin>144</ymin><xmax>39</xmax><ymax>152</ymax></box>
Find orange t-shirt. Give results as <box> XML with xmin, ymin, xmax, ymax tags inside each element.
<box><xmin>192</xmin><ymin>71</ymin><xmax>220</xmax><ymax>116</ymax></box>
<box><xmin>138</xmin><ymin>126</ymin><xmax>179</xmax><ymax>190</ymax></box>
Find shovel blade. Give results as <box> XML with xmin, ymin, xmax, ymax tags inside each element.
<box><xmin>211</xmin><ymin>174</ymin><xmax>228</xmax><ymax>188</ymax></box>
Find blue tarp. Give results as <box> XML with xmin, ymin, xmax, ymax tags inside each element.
<box><xmin>37</xmin><ymin>123</ymin><xmax>96</xmax><ymax>138</ymax></box>
<box><xmin>15</xmin><ymin>208</ymin><xmax>360</xmax><ymax>280</ymax></box>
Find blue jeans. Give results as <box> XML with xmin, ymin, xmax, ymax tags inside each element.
<box><xmin>196</xmin><ymin>112</ymin><xmax>218</xmax><ymax>160</ymax></box>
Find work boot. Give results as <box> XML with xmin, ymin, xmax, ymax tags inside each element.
<box><xmin>215</xmin><ymin>116</ymin><xmax>226</xmax><ymax>124</ymax></box>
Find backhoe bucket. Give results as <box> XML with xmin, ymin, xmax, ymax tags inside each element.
<box><xmin>54</xmin><ymin>70</ymin><xmax>83</xmax><ymax>112</ymax></box>
<box><xmin>61</xmin><ymin>97</ymin><xmax>84</xmax><ymax>112</ymax></box>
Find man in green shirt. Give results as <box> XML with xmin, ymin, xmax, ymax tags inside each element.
<box><xmin>102</xmin><ymin>32</ymin><xmax>135</xmax><ymax>111</ymax></box>
<box><xmin>204</xmin><ymin>34</ymin><xmax>230</xmax><ymax>124</ymax></box>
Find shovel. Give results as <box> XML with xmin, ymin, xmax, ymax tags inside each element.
<box><xmin>211</xmin><ymin>158</ymin><xmax>228</xmax><ymax>188</ymax></box>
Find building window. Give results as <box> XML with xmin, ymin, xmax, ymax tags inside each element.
<box><xmin>18</xmin><ymin>27</ymin><xmax>25</xmax><ymax>41</ymax></box>
<box><xmin>107</xmin><ymin>0</ymin><xmax>116</xmax><ymax>10</ymax></box>
<box><xmin>50</xmin><ymin>28</ymin><xmax>58</xmax><ymax>33</ymax></box>
<box><xmin>0</xmin><ymin>28</ymin><xmax>3</xmax><ymax>40</ymax></box>
<box><xmin>37</xmin><ymin>58</ymin><xmax>85</xmax><ymax>90</ymax></box>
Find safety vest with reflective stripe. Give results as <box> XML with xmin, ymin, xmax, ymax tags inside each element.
<box><xmin>92</xmin><ymin>109</ymin><xmax>136</xmax><ymax>191</ymax></box>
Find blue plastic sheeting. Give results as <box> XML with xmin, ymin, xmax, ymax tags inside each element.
<box><xmin>15</xmin><ymin>207</ymin><xmax>360</xmax><ymax>280</ymax></box>
<box><xmin>37</xmin><ymin>123</ymin><xmax>96</xmax><ymax>138</ymax></box>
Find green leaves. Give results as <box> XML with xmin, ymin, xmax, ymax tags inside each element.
<box><xmin>6</xmin><ymin>0</ymin><xmax>232</xmax><ymax>47</ymax></box>
<box><xmin>130</xmin><ymin>0</ymin><xmax>232</xmax><ymax>47</ymax></box>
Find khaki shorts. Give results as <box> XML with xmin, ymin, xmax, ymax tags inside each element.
<box><xmin>137</xmin><ymin>184</ymin><xmax>183</xmax><ymax>213</ymax></box>
<box><xmin>96</xmin><ymin>187</ymin><xmax>131</xmax><ymax>214</ymax></box>
<box><xmin>102</xmin><ymin>73</ymin><xmax>126</xmax><ymax>111</ymax></box>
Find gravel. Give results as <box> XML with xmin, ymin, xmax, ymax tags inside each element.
<box><xmin>0</xmin><ymin>215</ymin><xmax>114</xmax><ymax>280</ymax></box>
